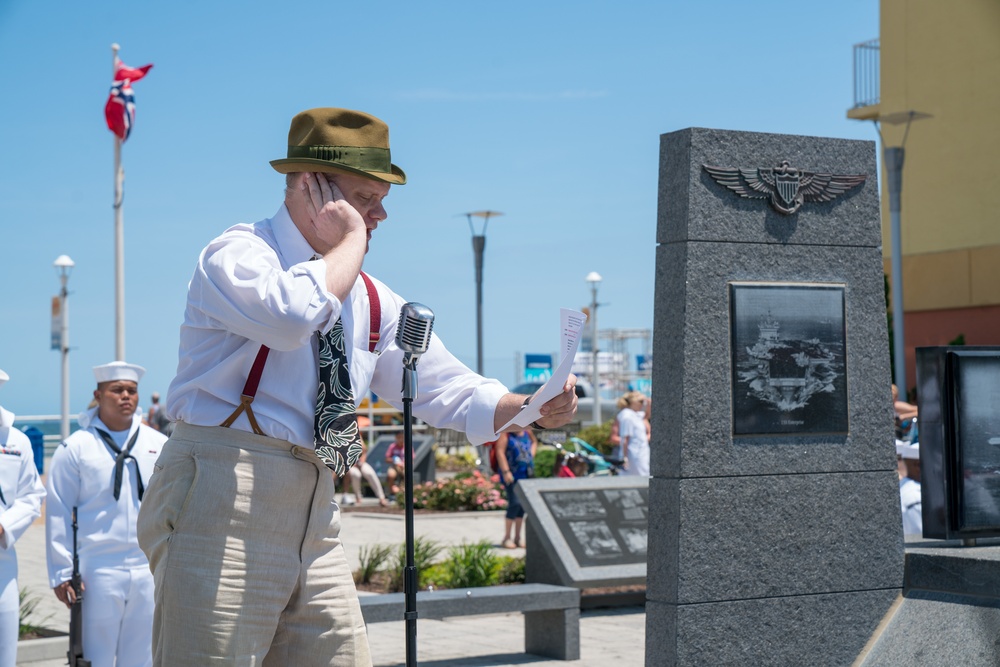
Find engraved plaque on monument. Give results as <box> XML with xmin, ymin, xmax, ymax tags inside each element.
<box><xmin>730</xmin><ymin>282</ymin><xmax>848</xmax><ymax>437</ymax></box>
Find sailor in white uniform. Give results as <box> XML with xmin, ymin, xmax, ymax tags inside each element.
<box><xmin>0</xmin><ymin>368</ymin><xmax>45</xmax><ymax>667</ymax></box>
<box><xmin>46</xmin><ymin>361</ymin><xmax>166</xmax><ymax>667</ymax></box>
<box><xmin>896</xmin><ymin>440</ymin><xmax>922</xmax><ymax>536</ymax></box>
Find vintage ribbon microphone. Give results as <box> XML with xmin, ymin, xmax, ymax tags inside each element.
<box><xmin>395</xmin><ymin>302</ymin><xmax>434</xmax><ymax>667</ymax></box>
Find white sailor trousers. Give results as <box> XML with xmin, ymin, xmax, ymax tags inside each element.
<box><xmin>0</xmin><ymin>549</ymin><xmax>18</xmax><ymax>667</ymax></box>
<box><xmin>137</xmin><ymin>423</ymin><xmax>371</xmax><ymax>667</ymax></box>
<box><xmin>79</xmin><ymin>565</ymin><xmax>154</xmax><ymax>667</ymax></box>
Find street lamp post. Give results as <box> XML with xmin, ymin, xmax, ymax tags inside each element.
<box><xmin>874</xmin><ymin>110</ymin><xmax>931</xmax><ymax>395</ymax></box>
<box><xmin>586</xmin><ymin>272</ymin><xmax>602</xmax><ymax>425</ymax></box>
<box><xmin>54</xmin><ymin>255</ymin><xmax>75</xmax><ymax>440</ymax></box>
<box><xmin>464</xmin><ymin>211</ymin><xmax>503</xmax><ymax>376</ymax></box>
<box><xmin>885</xmin><ymin>145</ymin><xmax>907</xmax><ymax>394</ymax></box>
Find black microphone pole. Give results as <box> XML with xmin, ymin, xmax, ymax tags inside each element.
<box><xmin>395</xmin><ymin>301</ymin><xmax>433</xmax><ymax>667</ymax></box>
<box><xmin>402</xmin><ymin>354</ymin><xmax>419</xmax><ymax>667</ymax></box>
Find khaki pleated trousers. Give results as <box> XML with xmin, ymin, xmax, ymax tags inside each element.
<box><xmin>137</xmin><ymin>422</ymin><xmax>372</xmax><ymax>667</ymax></box>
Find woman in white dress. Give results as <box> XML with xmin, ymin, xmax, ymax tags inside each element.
<box><xmin>615</xmin><ymin>392</ymin><xmax>649</xmax><ymax>476</ymax></box>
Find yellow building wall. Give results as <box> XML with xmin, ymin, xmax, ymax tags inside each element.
<box><xmin>878</xmin><ymin>0</ymin><xmax>1000</xmax><ymax>312</ymax></box>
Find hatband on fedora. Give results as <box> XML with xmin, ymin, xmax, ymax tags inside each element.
<box><xmin>270</xmin><ymin>108</ymin><xmax>406</xmax><ymax>185</ymax></box>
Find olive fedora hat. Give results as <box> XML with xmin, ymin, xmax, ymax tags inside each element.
<box><xmin>270</xmin><ymin>108</ymin><xmax>406</xmax><ymax>185</ymax></box>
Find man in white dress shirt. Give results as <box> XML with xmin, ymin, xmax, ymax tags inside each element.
<box><xmin>136</xmin><ymin>107</ymin><xmax>577</xmax><ymax>667</ymax></box>
<box><xmin>46</xmin><ymin>361</ymin><xmax>166</xmax><ymax>667</ymax></box>
<box><xmin>0</xmin><ymin>369</ymin><xmax>46</xmax><ymax>667</ymax></box>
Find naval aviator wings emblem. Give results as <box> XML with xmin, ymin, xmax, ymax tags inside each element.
<box><xmin>703</xmin><ymin>160</ymin><xmax>866</xmax><ymax>215</ymax></box>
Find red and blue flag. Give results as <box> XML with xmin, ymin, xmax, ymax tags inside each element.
<box><xmin>104</xmin><ymin>58</ymin><xmax>152</xmax><ymax>142</ymax></box>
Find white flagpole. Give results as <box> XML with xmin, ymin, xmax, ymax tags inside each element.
<box><xmin>112</xmin><ymin>43</ymin><xmax>125</xmax><ymax>361</ymax></box>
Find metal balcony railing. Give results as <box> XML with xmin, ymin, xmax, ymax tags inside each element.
<box><xmin>853</xmin><ymin>38</ymin><xmax>880</xmax><ymax>108</ymax></box>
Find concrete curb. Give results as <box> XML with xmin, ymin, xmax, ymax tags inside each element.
<box><xmin>16</xmin><ymin>635</ymin><xmax>65</xmax><ymax>664</ymax></box>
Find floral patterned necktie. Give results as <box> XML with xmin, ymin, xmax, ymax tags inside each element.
<box><xmin>314</xmin><ymin>318</ymin><xmax>364</xmax><ymax>476</ymax></box>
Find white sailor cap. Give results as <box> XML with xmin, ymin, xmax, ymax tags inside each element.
<box><xmin>0</xmin><ymin>368</ymin><xmax>8</xmax><ymax>389</ymax></box>
<box><xmin>93</xmin><ymin>361</ymin><xmax>146</xmax><ymax>384</ymax></box>
<box><xmin>896</xmin><ymin>440</ymin><xmax>920</xmax><ymax>460</ymax></box>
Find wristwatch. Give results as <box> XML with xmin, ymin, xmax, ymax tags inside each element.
<box><xmin>521</xmin><ymin>396</ymin><xmax>548</xmax><ymax>430</ymax></box>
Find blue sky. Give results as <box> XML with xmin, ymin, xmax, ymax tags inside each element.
<box><xmin>0</xmin><ymin>1</ymin><xmax>879</xmax><ymax>416</ymax></box>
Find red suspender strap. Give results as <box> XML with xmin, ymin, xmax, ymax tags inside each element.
<box><xmin>360</xmin><ymin>271</ymin><xmax>381</xmax><ymax>353</ymax></box>
<box><xmin>242</xmin><ymin>344</ymin><xmax>271</xmax><ymax>397</ymax></box>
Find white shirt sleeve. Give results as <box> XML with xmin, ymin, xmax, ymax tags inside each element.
<box><xmin>0</xmin><ymin>430</ymin><xmax>45</xmax><ymax>550</ymax></box>
<box><xmin>192</xmin><ymin>231</ymin><xmax>340</xmax><ymax>351</ymax></box>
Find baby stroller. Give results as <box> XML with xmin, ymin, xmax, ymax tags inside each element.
<box><xmin>561</xmin><ymin>437</ymin><xmax>622</xmax><ymax>476</ymax></box>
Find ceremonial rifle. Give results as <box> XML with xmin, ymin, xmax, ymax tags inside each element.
<box><xmin>68</xmin><ymin>506</ymin><xmax>91</xmax><ymax>667</ymax></box>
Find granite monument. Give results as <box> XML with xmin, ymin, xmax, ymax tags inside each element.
<box><xmin>647</xmin><ymin>128</ymin><xmax>903</xmax><ymax>666</ymax></box>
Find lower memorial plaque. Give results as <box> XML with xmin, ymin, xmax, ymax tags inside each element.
<box><xmin>516</xmin><ymin>476</ymin><xmax>648</xmax><ymax>588</ymax></box>
<box><xmin>541</xmin><ymin>488</ymin><xmax>648</xmax><ymax>566</ymax></box>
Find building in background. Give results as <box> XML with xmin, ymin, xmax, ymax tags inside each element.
<box><xmin>848</xmin><ymin>0</ymin><xmax>1000</xmax><ymax>394</ymax></box>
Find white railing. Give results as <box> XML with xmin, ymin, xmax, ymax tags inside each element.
<box><xmin>853</xmin><ymin>39</ymin><xmax>880</xmax><ymax>108</ymax></box>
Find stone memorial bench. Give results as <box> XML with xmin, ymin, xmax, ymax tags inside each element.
<box><xmin>358</xmin><ymin>583</ymin><xmax>580</xmax><ymax>660</ymax></box>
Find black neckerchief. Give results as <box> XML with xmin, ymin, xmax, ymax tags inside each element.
<box><xmin>94</xmin><ymin>427</ymin><xmax>143</xmax><ymax>501</ymax></box>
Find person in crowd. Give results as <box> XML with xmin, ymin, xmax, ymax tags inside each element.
<box><xmin>610</xmin><ymin>396</ymin><xmax>630</xmax><ymax>462</ymax></box>
<box><xmin>643</xmin><ymin>396</ymin><xmax>652</xmax><ymax>441</ymax></box>
<box><xmin>46</xmin><ymin>361</ymin><xmax>166</xmax><ymax>667</ymax></box>
<box><xmin>0</xmin><ymin>368</ymin><xmax>46</xmax><ymax>667</ymax></box>
<box><xmin>136</xmin><ymin>107</ymin><xmax>578</xmax><ymax>666</ymax></box>
<box><xmin>147</xmin><ymin>392</ymin><xmax>174</xmax><ymax>436</ymax></box>
<box><xmin>146</xmin><ymin>392</ymin><xmax>162</xmax><ymax>428</ymax></box>
<box><xmin>385</xmin><ymin>429</ymin><xmax>406</xmax><ymax>497</ymax></box>
<box><xmin>892</xmin><ymin>383</ymin><xmax>919</xmax><ymax>439</ymax></box>
<box><xmin>610</xmin><ymin>392</ymin><xmax>651</xmax><ymax>462</ymax></box>
<box><xmin>343</xmin><ymin>437</ymin><xmax>390</xmax><ymax>507</ymax></box>
<box><xmin>496</xmin><ymin>426</ymin><xmax>537</xmax><ymax>548</ymax></box>
<box><xmin>616</xmin><ymin>391</ymin><xmax>650</xmax><ymax>476</ymax></box>
<box><xmin>891</xmin><ymin>384</ymin><xmax>918</xmax><ymax>421</ymax></box>
<box><xmin>897</xmin><ymin>440</ymin><xmax>922</xmax><ymax>536</ymax></box>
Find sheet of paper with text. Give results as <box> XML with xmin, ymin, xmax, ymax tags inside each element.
<box><xmin>496</xmin><ymin>308</ymin><xmax>587</xmax><ymax>433</ymax></box>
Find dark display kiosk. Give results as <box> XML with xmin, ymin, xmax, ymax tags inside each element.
<box><xmin>917</xmin><ymin>346</ymin><xmax>1000</xmax><ymax>542</ymax></box>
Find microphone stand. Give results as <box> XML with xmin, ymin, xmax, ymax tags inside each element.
<box><xmin>401</xmin><ymin>355</ymin><xmax>419</xmax><ymax>667</ymax></box>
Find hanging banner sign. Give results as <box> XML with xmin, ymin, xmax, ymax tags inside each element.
<box><xmin>51</xmin><ymin>296</ymin><xmax>61</xmax><ymax>350</ymax></box>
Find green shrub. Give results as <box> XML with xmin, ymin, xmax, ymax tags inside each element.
<box><xmin>369</xmin><ymin>541</ymin><xmax>526</xmax><ymax>592</ymax></box>
<box><xmin>421</xmin><ymin>562</ymin><xmax>449</xmax><ymax>589</ymax></box>
<box><xmin>19</xmin><ymin>587</ymin><xmax>52</xmax><ymax>638</ymax></box>
<box><xmin>443</xmin><ymin>541</ymin><xmax>501</xmax><ymax>589</ymax></box>
<box><xmin>496</xmin><ymin>556</ymin><xmax>526</xmax><ymax>585</ymax></box>
<box><xmin>534</xmin><ymin>448</ymin><xmax>557</xmax><ymax>478</ymax></box>
<box><xmin>354</xmin><ymin>543</ymin><xmax>393</xmax><ymax>585</ymax></box>
<box><xmin>388</xmin><ymin>536</ymin><xmax>444</xmax><ymax>592</ymax></box>
<box><xmin>577</xmin><ymin>420</ymin><xmax>615</xmax><ymax>455</ymax></box>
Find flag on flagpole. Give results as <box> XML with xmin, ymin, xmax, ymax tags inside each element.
<box><xmin>104</xmin><ymin>57</ymin><xmax>153</xmax><ymax>142</ymax></box>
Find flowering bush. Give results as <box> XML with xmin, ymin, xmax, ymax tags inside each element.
<box><xmin>399</xmin><ymin>470</ymin><xmax>507</xmax><ymax>512</ymax></box>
